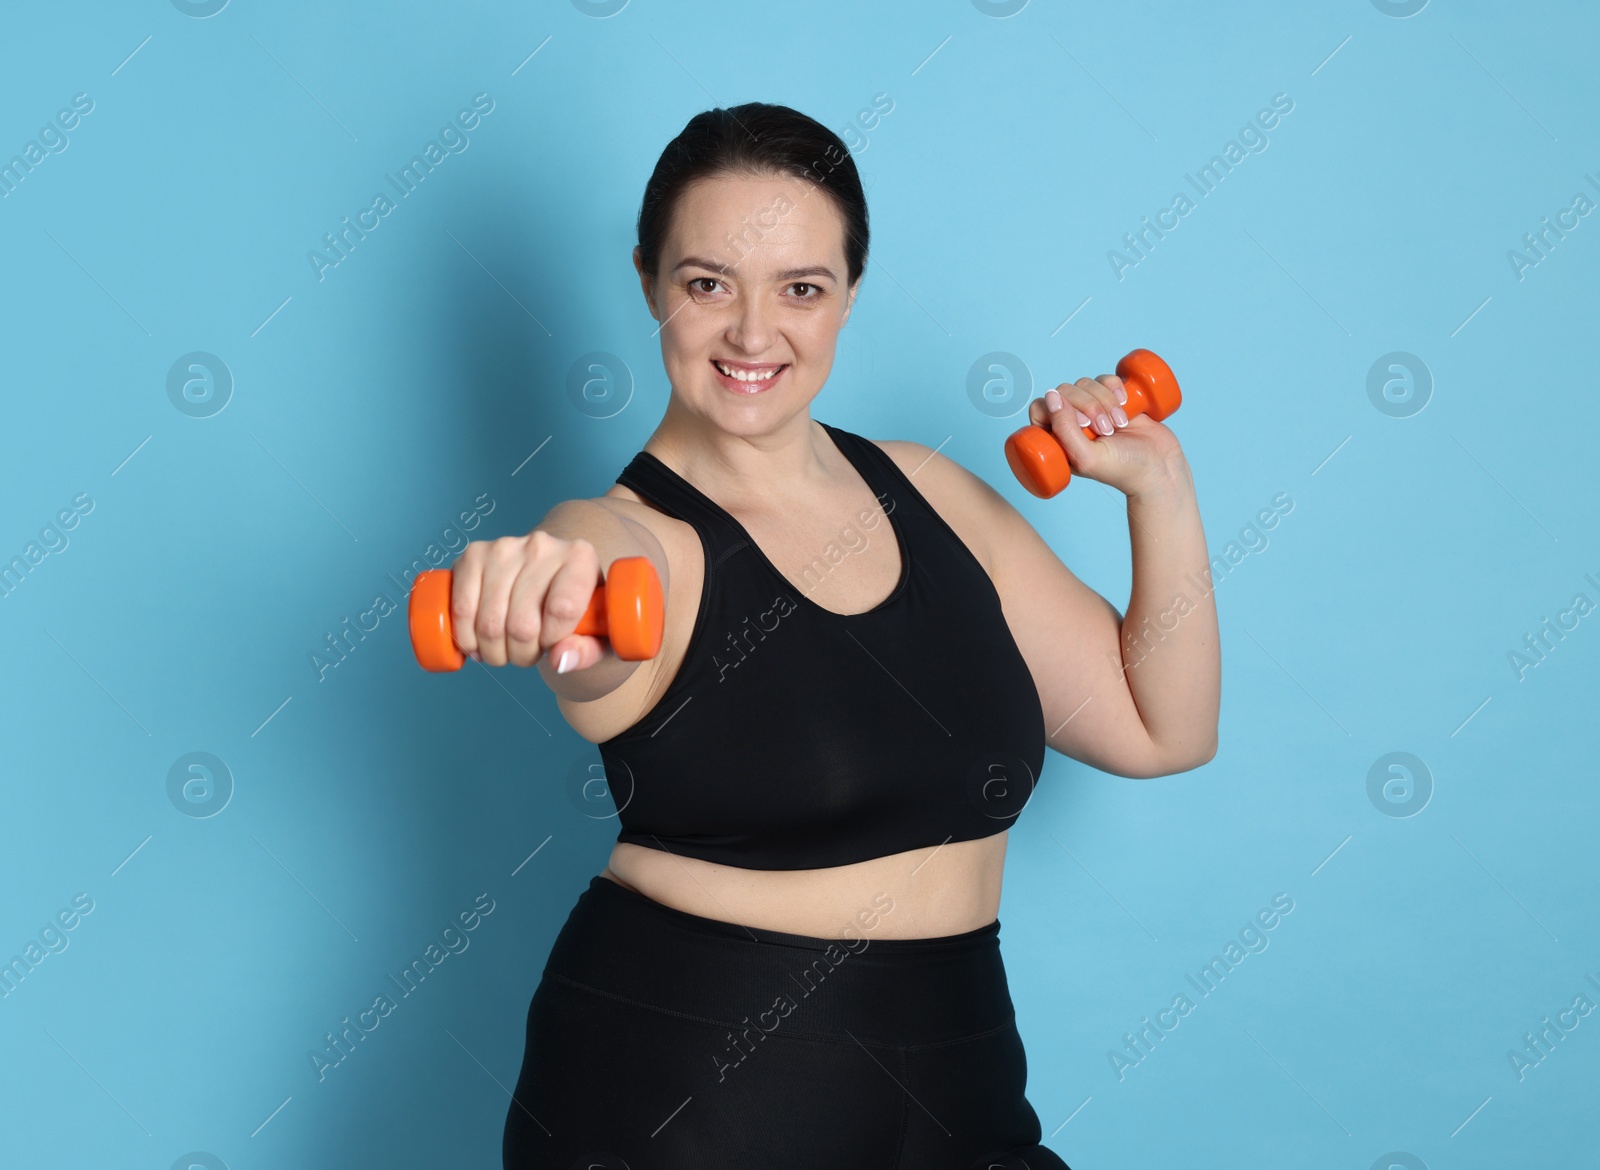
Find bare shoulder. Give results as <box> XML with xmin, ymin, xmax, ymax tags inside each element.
<box><xmin>543</xmin><ymin>489</ymin><xmax>673</xmax><ymax>551</ymax></box>
<box><xmin>538</xmin><ymin>487</ymin><xmax>694</xmax><ymax>587</ymax></box>
<box><xmin>867</xmin><ymin>437</ymin><xmax>1020</xmax><ymax>578</ymax></box>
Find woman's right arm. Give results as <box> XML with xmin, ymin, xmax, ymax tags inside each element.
<box><xmin>447</xmin><ymin>497</ymin><xmax>670</xmax><ymax>706</ymax></box>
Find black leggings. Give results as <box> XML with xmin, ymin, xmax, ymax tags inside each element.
<box><xmin>503</xmin><ymin>875</ymin><xmax>1070</xmax><ymax>1169</ymax></box>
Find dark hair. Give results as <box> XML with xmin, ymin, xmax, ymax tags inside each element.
<box><xmin>636</xmin><ymin>102</ymin><xmax>869</xmax><ymax>288</ymax></box>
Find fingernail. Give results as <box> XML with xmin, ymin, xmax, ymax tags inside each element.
<box><xmin>467</xmin><ymin>650</ymin><xmax>482</xmax><ymax>662</ymax></box>
<box><xmin>1074</xmin><ymin>409</ymin><xmax>1092</xmax><ymax>427</ymax></box>
<box><xmin>1115</xmin><ymin>385</ymin><xmax>1127</xmax><ymax>404</ymax></box>
<box><xmin>556</xmin><ymin>649</ymin><xmax>576</xmax><ymax>674</ymax></box>
<box><xmin>1045</xmin><ymin>389</ymin><xmax>1062</xmax><ymax>412</ymax></box>
<box><xmin>1096</xmin><ymin>415</ymin><xmax>1114</xmax><ymax>435</ymax></box>
<box><xmin>1112</xmin><ymin>405</ymin><xmax>1129</xmax><ymax>426</ymax></box>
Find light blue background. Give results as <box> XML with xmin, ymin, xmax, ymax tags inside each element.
<box><xmin>2</xmin><ymin>1</ymin><xmax>1596</xmax><ymax>1167</ymax></box>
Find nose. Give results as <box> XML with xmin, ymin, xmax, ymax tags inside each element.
<box><xmin>723</xmin><ymin>291</ymin><xmax>776</xmax><ymax>355</ymax></box>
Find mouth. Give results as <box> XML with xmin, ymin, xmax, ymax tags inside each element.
<box><xmin>711</xmin><ymin>358</ymin><xmax>788</xmax><ymax>393</ymax></box>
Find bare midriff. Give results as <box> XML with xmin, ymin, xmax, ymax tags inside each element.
<box><xmin>598</xmin><ymin>832</ymin><xmax>1009</xmax><ymax>940</ymax></box>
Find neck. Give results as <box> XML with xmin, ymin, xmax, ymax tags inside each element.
<box><xmin>645</xmin><ymin>397</ymin><xmax>830</xmax><ymax>508</ymax></box>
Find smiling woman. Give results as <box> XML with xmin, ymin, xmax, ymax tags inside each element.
<box><xmin>480</xmin><ymin>101</ymin><xmax>1118</xmax><ymax>1169</ymax></box>
<box><xmin>461</xmin><ymin>85</ymin><xmax>1220</xmax><ymax>1164</ymax></box>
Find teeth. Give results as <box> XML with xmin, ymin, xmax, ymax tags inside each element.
<box><xmin>715</xmin><ymin>360</ymin><xmax>782</xmax><ymax>383</ymax></box>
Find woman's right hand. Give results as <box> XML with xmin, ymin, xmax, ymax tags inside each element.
<box><xmin>448</xmin><ymin>530</ymin><xmax>609</xmax><ymax>672</ymax></box>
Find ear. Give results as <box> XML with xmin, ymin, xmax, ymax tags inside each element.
<box><xmin>633</xmin><ymin>246</ymin><xmax>659</xmax><ymax>322</ymax></box>
<box><xmin>839</xmin><ymin>278</ymin><xmax>860</xmax><ymax>328</ymax></box>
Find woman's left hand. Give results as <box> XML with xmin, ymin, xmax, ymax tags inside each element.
<box><xmin>1027</xmin><ymin>373</ymin><xmax>1187</xmax><ymax>499</ymax></box>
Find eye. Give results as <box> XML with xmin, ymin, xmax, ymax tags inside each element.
<box><xmin>788</xmin><ymin>282</ymin><xmax>821</xmax><ymax>300</ymax></box>
<box><xmin>688</xmin><ymin>277</ymin><xmax>724</xmax><ymax>296</ymax></box>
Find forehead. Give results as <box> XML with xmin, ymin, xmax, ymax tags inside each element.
<box><xmin>666</xmin><ymin>170</ymin><xmax>846</xmax><ymax>272</ymax></box>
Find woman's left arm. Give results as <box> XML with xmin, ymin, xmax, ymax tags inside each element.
<box><xmin>882</xmin><ymin>374</ymin><xmax>1219</xmax><ymax>779</ymax></box>
<box><xmin>1106</xmin><ymin>451</ymin><xmax>1220</xmax><ymax>772</ymax></box>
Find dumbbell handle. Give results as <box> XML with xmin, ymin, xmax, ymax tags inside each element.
<box><xmin>1005</xmin><ymin>348</ymin><xmax>1182</xmax><ymax>499</ymax></box>
<box><xmin>408</xmin><ymin>555</ymin><xmax>664</xmax><ymax>672</ymax></box>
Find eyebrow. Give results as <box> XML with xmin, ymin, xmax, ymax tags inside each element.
<box><xmin>671</xmin><ymin>255</ymin><xmax>837</xmax><ymax>282</ymax></box>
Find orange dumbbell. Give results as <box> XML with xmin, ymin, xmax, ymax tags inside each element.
<box><xmin>1004</xmin><ymin>348</ymin><xmax>1182</xmax><ymax>499</ymax></box>
<box><xmin>407</xmin><ymin>556</ymin><xmax>665</xmax><ymax>672</ymax></box>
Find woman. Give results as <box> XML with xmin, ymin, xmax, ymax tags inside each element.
<box><xmin>454</xmin><ymin>102</ymin><xmax>1220</xmax><ymax>1169</ymax></box>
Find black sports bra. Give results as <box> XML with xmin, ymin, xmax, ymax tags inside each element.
<box><xmin>596</xmin><ymin>421</ymin><xmax>1046</xmax><ymax>871</ymax></box>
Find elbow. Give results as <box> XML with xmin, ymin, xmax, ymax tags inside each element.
<box><xmin>1133</xmin><ymin>733</ymin><xmax>1217</xmax><ymax>779</ymax></box>
<box><xmin>1175</xmin><ymin>734</ymin><xmax>1218</xmax><ymax>773</ymax></box>
<box><xmin>1055</xmin><ymin>729</ymin><xmax>1217</xmax><ymax>780</ymax></box>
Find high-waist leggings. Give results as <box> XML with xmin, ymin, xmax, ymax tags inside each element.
<box><xmin>502</xmin><ymin>875</ymin><xmax>1071</xmax><ymax>1169</ymax></box>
